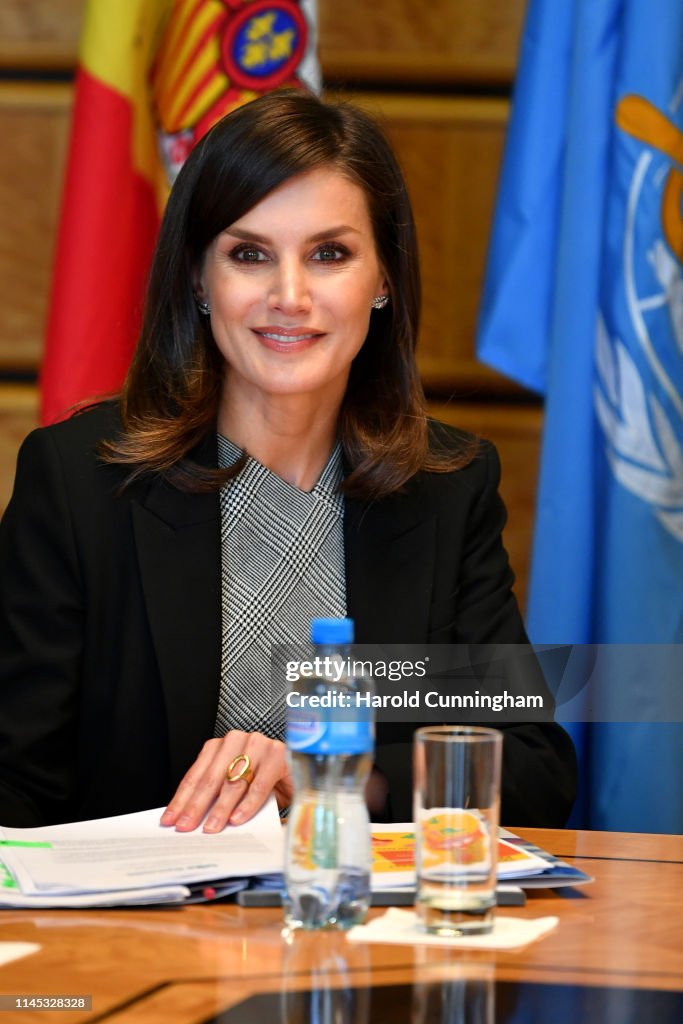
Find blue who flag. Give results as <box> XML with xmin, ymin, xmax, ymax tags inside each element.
<box><xmin>478</xmin><ymin>0</ymin><xmax>683</xmax><ymax>832</ymax></box>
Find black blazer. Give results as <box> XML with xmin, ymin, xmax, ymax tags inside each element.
<box><xmin>0</xmin><ymin>404</ymin><xmax>575</xmax><ymax>826</ymax></box>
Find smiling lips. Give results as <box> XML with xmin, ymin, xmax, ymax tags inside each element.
<box><xmin>252</xmin><ymin>326</ymin><xmax>325</xmax><ymax>353</ymax></box>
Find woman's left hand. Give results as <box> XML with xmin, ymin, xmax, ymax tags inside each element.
<box><xmin>160</xmin><ymin>730</ymin><xmax>293</xmax><ymax>833</ymax></box>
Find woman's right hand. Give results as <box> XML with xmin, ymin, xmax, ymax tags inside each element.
<box><xmin>160</xmin><ymin>730</ymin><xmax>293</xmax><ymax>833</ymax></box>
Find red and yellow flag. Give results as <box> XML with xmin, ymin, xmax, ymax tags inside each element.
<box><xmin>41</xmin><ymin>0</ymin><xmax>320</xmax><ymax>424</ymax></box>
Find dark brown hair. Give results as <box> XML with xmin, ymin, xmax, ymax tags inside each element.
<box><xmin>101</xmin><ymin>90</ymin><xmax>476</xmax><ymax>498</ymax></box>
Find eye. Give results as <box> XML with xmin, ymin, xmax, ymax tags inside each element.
<box><xmin>230</xmin><ymin>244</ymin><xmax>268</xmax><ymax>263</ymax></box>
<box><xmin>312</xmin><ymin>243</ymin><xmax>350</xmax><ymax>262</ymax></box>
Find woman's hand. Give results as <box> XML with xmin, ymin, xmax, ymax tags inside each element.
<box><xmin>160</xmin><ymin>730</ymin><xmax>293</xmax><ymax>833</ymax></box>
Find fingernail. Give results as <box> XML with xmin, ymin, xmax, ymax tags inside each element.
<box><xmin>160</xmin><ymin>809</ymin><xmax>173</xmax><ymax>822</ymax></box>
<box><xmin>203</xmin><ymin>818</ymin><xmax>220</xmax><ymax>833</ymax></box>
<box><xmin>230</xmin><ymin>810</ymin><xmax>244</xmax><ymax>825</ymax></box>
<box><xmin>176</xmin><ymin>816</ymin><xmax>192</xmax><ymax>829</ymax></box>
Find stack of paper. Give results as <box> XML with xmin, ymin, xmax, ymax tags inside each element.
<box><xmin>0</xmin><ymin>799</ymin><xmax>283</xmax><ymax>908</ymax></box>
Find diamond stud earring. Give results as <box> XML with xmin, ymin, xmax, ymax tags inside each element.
<box><xmin>371</xmin><ymin>295</ymin><xmax>389</xmax><ymax>310</ymax></box>
<box><xmin>195</xmin><ymin>298</ymin><xmax>211</xmax><ymax>316</ymax></box>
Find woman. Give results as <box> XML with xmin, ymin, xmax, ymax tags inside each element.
<box><xmin>0</xmin><ymin>91</ymin><xmax>575</xmax><ymax>829</ymax></box>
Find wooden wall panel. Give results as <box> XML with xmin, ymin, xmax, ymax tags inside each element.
<box><xmin>0</xmin><ymin>0</ymin><xmax>526</xmax><ymax>83</ymax></box>
<box><xmin>428</xmin><ymin>401</ymin><xmax>543</xmax><ymax>612</ymax></box>
<box><xmin>0</xmin><ymin>384</ymin><xmax>38</xmax><ymax>514</ymax></box>
<box><xmin>320</xmin><ymin>0</ymin><xmax>526</xmax><ymax>85</ymax></box>
<box><xmin>0</xmin><ymin>83</ymin><xmax>73</xmax><ymax>371</ymax></box>
<box><xmin>0</xmin><ymin>0</ymin><xmax>84</xmax><ymax>68</ymax></box>
<box><xmin>354</xmin><ymin>94</ymin><xmax>515</xmax><ymax>393</ymax></box>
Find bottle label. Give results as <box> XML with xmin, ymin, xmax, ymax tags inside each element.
<box><xmin>287</xmin><ymin>710</ymin><xmax>373</xmax><ymax>755</ymax></box>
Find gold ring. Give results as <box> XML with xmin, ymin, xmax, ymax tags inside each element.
<box><xmin>226</xmin><ymin>753</ymin><xmax>254</xmax><ymax>786</ymax></box>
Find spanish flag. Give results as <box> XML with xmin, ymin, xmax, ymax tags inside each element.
<box><xmin>41</xmin><ymin>0</ymin><xmax>320</xmax><ymax>424</ymax></box>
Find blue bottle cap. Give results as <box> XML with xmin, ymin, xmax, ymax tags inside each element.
<box><xmin>310</xmin><ymin>617</ymin><xmax>354</xmax><ymax>644</ymax></box>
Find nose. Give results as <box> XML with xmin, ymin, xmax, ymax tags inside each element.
<box><xmin>267</xmin><ymin>257</ymin><xmax>312</xmax><ymax>315</ymax></box>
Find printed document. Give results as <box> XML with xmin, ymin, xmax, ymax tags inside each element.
<box><xmin>0</xmin><ymin>798</ymin><xmax>282</xmax><ymax>896</ymax></box>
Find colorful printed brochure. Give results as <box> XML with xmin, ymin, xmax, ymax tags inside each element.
<box><xmin>371</xmin><ymin>822</ymin><xmax>589</xmax><ymax>890</ymax></box>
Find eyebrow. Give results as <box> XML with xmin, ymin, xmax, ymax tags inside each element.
<box><xmin>221</xmin><ymin>225</ymin><xmax>361</xmax><ymax>243</ymax></box>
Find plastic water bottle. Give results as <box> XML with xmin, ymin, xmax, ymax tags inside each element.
<box><xmin>284</xmin><ymin>617</ymin><xmax>374</xmax><ymax>930</ymax></box>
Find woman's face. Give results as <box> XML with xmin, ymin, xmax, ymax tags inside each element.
<box><xmin>196</xmin><ymin>166</ymin><xmax>387</xmax><ymax>412</ymax></box>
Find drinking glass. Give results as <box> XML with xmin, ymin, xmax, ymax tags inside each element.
<box><xmin>413</xmin><ymin>726</ymin><xmax>502</xmax><ymax>935</ymax></box>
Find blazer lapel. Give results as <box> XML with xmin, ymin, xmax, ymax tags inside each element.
<box><xmin>131</xmin><ymin>474</ymin><xmax>221</xmax><ymax>782</ymax></box>
<box><xmin>344</xmin><ymin>483</ymin><xmax>436</xmax><ymax>642</ymax></box>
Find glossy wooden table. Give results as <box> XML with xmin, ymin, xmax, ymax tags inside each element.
<box><xmin>1</xmin><ymin>829</ymin><xmax>682</xmax><ymax>1022</ymax></box>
